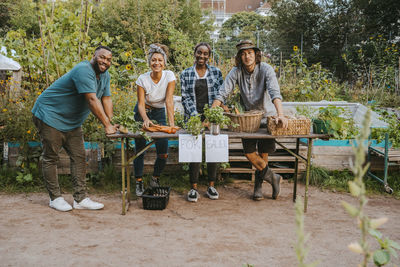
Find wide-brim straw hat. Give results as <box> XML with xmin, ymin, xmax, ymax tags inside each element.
<box><xmin>236</xmin><ymin>40</ymin><xmax>260</xmax><ymax>56</ymax></box>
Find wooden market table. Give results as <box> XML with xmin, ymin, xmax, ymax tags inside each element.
<box><xmin>107</xmin><ymin>129</ymin><xmax>330</xmax><ymax>215</ymax></box>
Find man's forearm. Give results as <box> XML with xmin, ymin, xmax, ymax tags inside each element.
<box><xmin>273</xmin><ymin>98</ymin><xmax>284</xmax><ymax>116</ymax></box>
<box><xmin>86</xmin><ymin>95</ymin><xmax>112</xmax><ymax>127</ymax></box>
<box><xmin>102</xmin><ymin>96</ymin><xmax>113</xmax><ymax>120</ymax></box>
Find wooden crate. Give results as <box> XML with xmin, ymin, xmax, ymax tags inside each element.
<box><xmin>4</xmin><ymin>143</ymin><xmax>101</xmax><ymax>174</ymax></box>
<box><xmin>221</xmin><ymin>137</ymin><xmax>307</xmax><ymax>182</ymax></box>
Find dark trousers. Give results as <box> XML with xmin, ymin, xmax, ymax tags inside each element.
<box><xmin>133</xmin><ymin>104</ymin><xmax>168</xmax><ymax>178</ymax></box>
<box><xmin>189</xmin><ymin>163</ymin><xmax>218</xmax><ymax>185</ymax></box>
<box><xmin>33</xmin><ymin>116</ymin><xmax>87</xmax><ymax>202</ymax></box>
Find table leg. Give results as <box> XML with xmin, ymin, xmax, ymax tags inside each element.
<box><xmin>304</xmin><ymin>138</ymin><xmax>313</xmax><ymax>212</ymax></box>
<box><xmin>293</xmin><ymin>138</ymin><xmax>300</xmax><ymax>202</ymax></box>
<box><xmin>121</xmin><ymin>138</ymin><xmax>126</xmax><ymax>215</ymax></box>
<box><xmin>125</xmin><ymin>138</ymin><xmax>131</xmax><ymax>204</ymax></box>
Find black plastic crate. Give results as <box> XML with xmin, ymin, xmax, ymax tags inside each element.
<box><xmin>141</xmin><ymin>187</ymin><xmax>171</xmax><ymax>210</ymax></box>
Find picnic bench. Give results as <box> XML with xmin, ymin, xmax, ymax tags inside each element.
<box><xmin>107</xmin><ymin>129</ymin><xmax>330</xmax><ymax>215</ymax></box>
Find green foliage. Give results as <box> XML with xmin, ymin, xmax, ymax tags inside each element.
<box><xmin>343</xmin><ymin>35</ymin><xmax>400</xmax><ymax>107</ymax></box>
<box><xmin>216</xmin><ymin>11</ymin><xmax>269</xmax><ymax>58</ymax></box>
<box><xmin>279</xmin><ymin>52</ymin><xmax>344</xmax><ymax>102</ymax></box>
<box><xmin>90</xmin><ymin>0</ymin><xmax>213</xmax><ymax>65</ymax></box>
<box><xmin>0</xmin><ymin>0</ymin><xmax>39</xmax><ymax>37</ymax></box>
<box><xmin>225</xmin><ymin>87</ymin><xmax>245</xmax><ymax>113</ymax></box>
<box><xmin>370</xmin><ymin>109</ymin><xmax>400</xmax><ymax>149</ymax></box>
<box><xmin>112</xmin><ymin>109</ymin><xmax>150</xmax><ymax>141</ymax></box>
<box><xmin>203</xmin><ymin>104</ymin><xmax>231</xmax><ymax>127</ymax></box>
<box><xmin>342</xmin><ymin>109</ymin><xmax>400</xmax><ymax>266</ymax></box>
<box><xmin>112</xmin><ymin>110</ymin><xmax>141</xmax><ymax>133</ymax></box>
<box><xmin>302</xmin><ymin>166</ymin><xmax>330</xmax><ymax>186</ymax></box>
<box><xmin>0</xmin><ymin>1</ymin><xmax>113</xmax><ymax>90</ymax></box>
<box><xmin>174</xmin><ymin>110</ymin><xmax>186</xmax><ymax>128</ymax></box>
<box><xmin>185</xmin><ymin>115</ymin><xmax>203</xmax><ymax>136</ymax></box>
<box><xmin>269</xmin><ymin>0</ymin><xmax>322</xmax><ymax>60</ymax></box>
<box><xmin>314</xmin><ymin>106</ymin><xmax>359</xmax><ymax>139</ymax></box>
<box><xmin>296</xmin><ymin>105</ymin><xmax>359</xmax><ymax>139</ymax></box>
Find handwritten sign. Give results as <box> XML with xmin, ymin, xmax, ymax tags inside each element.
<box><xmin>179</xmin><ymin>134</ymin><xmax>202</xmax><ymax>162</ymax></box>
<box><xmin>205</xmin><ymin>134</ymin><xmax>229</xmax><ymax>163</ymax></box>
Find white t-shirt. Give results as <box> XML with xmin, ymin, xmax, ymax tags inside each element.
<box><xmin>136</xmin><ymin>70</ymin><xmax>176</xmax><ymax>108</ymax></box>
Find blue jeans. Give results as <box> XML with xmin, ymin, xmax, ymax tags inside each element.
<box><xmin>133</xmin><ymin>104</ymin><xmax>168</xmax><ymax>178</ymax></box>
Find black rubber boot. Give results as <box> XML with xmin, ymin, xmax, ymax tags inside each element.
<box><xmin>253</xmin><ymin>170</ymin><xmax>264</xmax><ymax>201</ymax></box>
<box><xmin>262</xmin><ymin>167</ymin><xmax>282</xmax><ymax>200</ymax></box>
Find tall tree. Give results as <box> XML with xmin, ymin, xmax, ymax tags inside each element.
<box><xmin>352</xmin><ymin>0</ymin><xmax>400</xmax><ymax>39</ymax></box>
<box><xmin>90</xmin><ymin>0</ymin><xmax>213</xmax><ymax>68</ymax></box>
<box><xmin>269</xmin><ymin>0</ymin><xmax>323</xmax><ymax>60</ymax></box>
<box><xmin>216</xmin><ymin>11</ymin><xmax>269</xmax><ymax>58</ymax></box>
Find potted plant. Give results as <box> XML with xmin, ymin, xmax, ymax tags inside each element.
<box><xmin>203</xmin><ymin>105</ymin><xmax>232</xmax><ymax>135</ymax></box>
<box><xmin>185</xmin><ymin>115</ymin><xmax>204</xmax><ymax>137</ymax></box>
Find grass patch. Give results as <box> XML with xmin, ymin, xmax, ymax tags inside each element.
<box><xmin>1</xmin><ymin>162</ymin><xmax>397</xmax><ymax>199</ymax></box>
<box><xmin>301</xmin><ymin>166</ymin><xmax>400</xmax><ymax>198</ymax></box>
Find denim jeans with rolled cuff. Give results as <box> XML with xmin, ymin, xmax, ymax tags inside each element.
<box><xmin>133</xmin><ymin>104</ymin><xmax>168</xmax><ymax>178</ymax></box>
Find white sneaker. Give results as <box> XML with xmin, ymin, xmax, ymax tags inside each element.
<box><xmin>49</xmin><ymin>197</ymin><xmax>72</xmax><ymax>212</ymax></box>
<box><xmin>187</xmin><ymin>189</ymin><xmax>199</xmax><ymax>202</ymax></box>
<box><xmin>206</xmin><ymin>186</ymin><xmax>219</xmax><ymax>200</ymax></box>
<box><xmin>73</xmin><ymin>197</ymin><xmax>104</xmax><ymax>210</ymax></box>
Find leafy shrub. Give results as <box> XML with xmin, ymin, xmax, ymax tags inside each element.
<box><xmin>279</xmin><ymin>51</ymin><xmax>344</xmax><ymax>102</ymax></box>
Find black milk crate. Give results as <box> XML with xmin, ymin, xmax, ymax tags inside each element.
<box><xmin>141</xmin><ymin>187</ymin><xmax>171</xmax><ymax>210</ymax></box>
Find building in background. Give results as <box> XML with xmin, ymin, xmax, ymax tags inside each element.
<box><xmin>201</xmin><ymin>0</ymin><xmax>271</xmax><ymax>39</ymax></box>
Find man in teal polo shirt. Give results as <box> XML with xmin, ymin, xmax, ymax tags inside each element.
<box><xmin>32</xmin><ymin>45</ymin><xmax>118</xmax><ymax>211</ymax></box>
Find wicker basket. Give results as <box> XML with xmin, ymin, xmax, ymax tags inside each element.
<box><xmin>225</xmin><ymin>111</ymin><xmax>264</xmax><ymax>133</ymax></box>
<box><xmin>141</xmin><ymin>187</ymin><xmax>171</xmax><ymax>210</ymax></box>
<box><xmin>267</xmin><ymin>116</ymin><xmax>311</xmax><ymax>135</ymax></box>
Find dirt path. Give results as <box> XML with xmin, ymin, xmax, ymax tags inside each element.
<box><xmin>1</xmin><ymin>181</ymin><xmax>399</xmax><ymax>267</ymax></box>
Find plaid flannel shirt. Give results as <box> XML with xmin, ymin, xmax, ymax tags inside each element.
<box><xmin>180</xmin><ymin>64</ymin><xmax>223</xmax><ymax>118</ymax></box>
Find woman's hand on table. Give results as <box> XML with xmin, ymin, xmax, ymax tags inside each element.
<box><xmin>143</xmin><ymin>119</ymin><xmax>154</xmax><ymax>128</ymax></box>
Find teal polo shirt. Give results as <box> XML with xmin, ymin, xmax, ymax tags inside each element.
<box><xmin>32</xmin><ymin>60</ymin><xmax>111</xmax><ymax>132</ymax></box>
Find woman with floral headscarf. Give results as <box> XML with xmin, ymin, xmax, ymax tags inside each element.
<box><xmin>133</xmin><ymin>43</ymin><xmax>175</xmax><ymax>196</ymax></box>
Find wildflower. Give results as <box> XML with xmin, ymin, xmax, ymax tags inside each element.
<box><xmin>37</xmin><ymin>92</ymin><xmax>41</xmax><ymax>95</ymax></box>
<box><xmin>378</xmin><ymin>34</ymin><xmax>382</xmax><ymax>38</ymax></box>
<box><xmin>27</xmin><ymin>130</ymin><xmax>31</xmax><ymax>134</ymax></box>
<box><xmin>324</xmin><ymin>79</ymin><xmax>329</xmax><ymax>84</ymax></box>
<box><xmin>2</xmin><ymin>108</ymin><xmax>7</xmax><ymax>112</ymax></box>
<box><xmin>394</xmin><ymin>49</ymin><xmax>398</xmax><ymax>52</ymax></box>
<box><xmin>125</xmin><ymin>51</ymin><xmax>132</xmax><ymax>57</ymax></box>
<box><xmin>369</xmin><ymin>36</ymin><xmax>374</xmax><ymax>40</ymax></box>
<box><xmin>126</xmin><ymin>64</ymin><xmax>132</xmax><ymax>70</ymax></box>
<box><xmin>293</xmin><ymin>45</ymin><xmax>298</xmax><ymax>52</ymax></box>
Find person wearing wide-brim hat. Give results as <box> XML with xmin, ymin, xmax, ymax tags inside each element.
<box><xmin>212</xmin><ymin>40</ymin><xmax>289</xmax><ymax>201</ymax></box>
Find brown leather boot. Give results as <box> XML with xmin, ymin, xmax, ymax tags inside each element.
<box><xmin>262</xmin><ymin>167</ymin><xmax>282</xmax><ymax>200</ymax></box>
<box><xmin>253</xmin><ymin>170</ymin><xmax>264</xmax><ymax>201</ymax></box>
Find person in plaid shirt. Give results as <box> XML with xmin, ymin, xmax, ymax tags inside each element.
<box><xmin>180</xmin><ymin>42</ymin><xmax>223</xmax><ymax>202</ymax></box>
